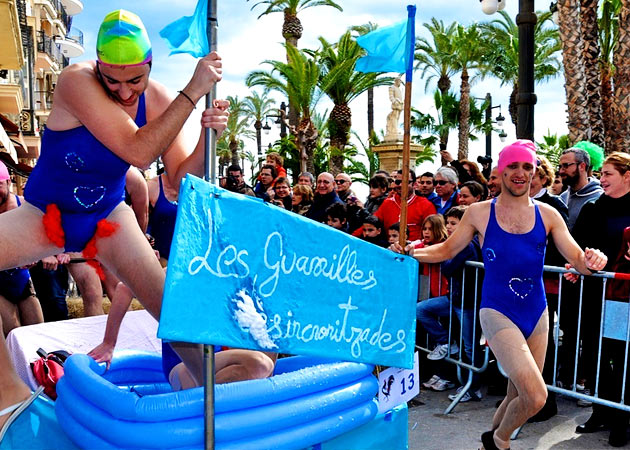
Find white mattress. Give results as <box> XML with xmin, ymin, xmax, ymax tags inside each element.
<box><xmin>6</xmin><ymin>310</ymin><xmax>161</xmax><ymax>390</ymax></box>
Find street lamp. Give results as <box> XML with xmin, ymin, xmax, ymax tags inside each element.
<box><xmin>475</xmin><ymin>93</ymin><xmax>507</xmax><ymax>158</ymax></box>
<box><xmin>481</xmin><ymin>0</ymin><xmax>536</xmax><ymax>141</ymax></box>
<box><xmin>265</xmin><ymin>101</ymin><xmax>288</xmax><ymax>139</ymax></box>
<box><xmin>480</xmin><ymin>0</ymin><xmax>506</xmax><ymax>14</ymax></box>
<box><xmin>262</xmin><ymin>120</ymin><xmax>271</xmax><ymax>136</ymax></box>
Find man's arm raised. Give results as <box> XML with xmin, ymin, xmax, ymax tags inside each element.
<box><xmin>160</xmin><ymin>99</ymin><xmax>229</xmax><ymax>190</ymax></box>
<box><xmin>54</xmin><ymin>53</ymin><xmax>222</xmax><ymax>169</ymax></box>
<box><xmin>543</xmin><ymin>204</ymin><xmax>608</xmax><ymax>275</ymax></box>
<box><xmin>391</xmin><ymin>203</ymin><xmax>482</xmax><ymax>263</ymax></box>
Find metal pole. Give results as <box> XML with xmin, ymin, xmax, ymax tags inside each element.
<box><xmin>485</xmin><ymin>93</ymin><xmax>492</xmax><ymax>158</ymax></box>
<box><xmin>516</xmin><ymin>0</ymin><xmax>537</xmax><ymax>140</ymax></box>
<box><xmin>204</xmin><ymin>2</ymin><xmax>218</xmax><ymax>450</ymax></box>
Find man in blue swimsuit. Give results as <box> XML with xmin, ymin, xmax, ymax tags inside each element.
<box><xmin>0</xmin><ymin>161</ymin><xmax>44</xmax><ymax>334</ymax></box>
<box><xmin>393</xmin><ymin>140</ymin><xmax>608</xmax><ymax>450</ymax></box>
<box><xmin>0</xmin><ymin>10</ymin><xmax>228</xmax><ymax>386</ymax></box>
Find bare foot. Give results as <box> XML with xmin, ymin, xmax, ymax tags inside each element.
<box><xmin>0</xmin><ymin>384</ymin><xmax>31</xmax><ymax>430</ymax></box>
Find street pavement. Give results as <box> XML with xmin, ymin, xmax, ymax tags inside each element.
<box><xmin>407</xmin><ymin>388</ymin><xmax>615</xmax><ymax>449</ymax></box>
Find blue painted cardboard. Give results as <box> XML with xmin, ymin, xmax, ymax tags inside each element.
<box><xmin>603</xmin><ymin>300</ymin><xmax>630</xmax><ymax>341</ymax></box>
<box><xmin>158</xmin><ymin>175</ymin><xmax>418</xmax><ymax>368</ymax></box>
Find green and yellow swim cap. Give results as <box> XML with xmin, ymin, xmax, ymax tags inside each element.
<box><xmin>96</xmin><ymin>10</ymin><xmax>152</xmax><ymax>66</ymax></box>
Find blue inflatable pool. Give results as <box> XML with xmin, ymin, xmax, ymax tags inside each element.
<box><xmin>55</xmin><ymin>351</ymin><xmax>378</xmax><ymax>450</ymax></box>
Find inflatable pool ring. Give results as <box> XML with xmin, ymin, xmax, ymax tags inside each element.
<box><xmin>55</xmin><ymin>351</ymin><xmax>378</xmax><ymax>450</ymax></box>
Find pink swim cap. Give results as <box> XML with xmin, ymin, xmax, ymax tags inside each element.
<box><xmin>497</xmin><ymin>140</ymin><xmax>537</xmax><ymax>173</ymax></box>
<box><xmin>0</xmin><ymin>161</ymin><xmax>9</xmax><ymax>181</ymax></box>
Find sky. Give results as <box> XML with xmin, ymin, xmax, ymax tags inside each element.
<box><xmin>71</xmin><ymin>0</ymin><xmax>569</xmax><ymax>180</ymax></box>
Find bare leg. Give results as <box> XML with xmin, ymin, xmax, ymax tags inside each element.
<box><xmin>169</xmin><ymin>350</ymin><xmax>277</xmax><ymax>390</ymax></box>
<box><xmin>17</xmin><ymin>295</ymin><xmax>44</xmax><ymax>326</ymax></box>
<box><xmin>0</xmin><ymin>296</ymin><xmax>19</xmax><ymax>336</ymax></box>
<box><xmin>0</xmin><ymin>315</ymin><xmax>31</xmax><ymax>429</ymax></box>
<box><xmin>215</xmin><ymin>350</ymin><xmax>277</xmax><ymax>384</ymax></box>
<box><xmin>481</xmin><ymin>308</ymin><xmax>548</xmax><ymax>449</ymax></box>
<box><xmin>0</xmin><ymin>202</ymin><xmax>61</xmax><ymax>270</ymax></box>
<box><xmin>96</xmin><ymin>203</ymin><xmax>164</xmax><ymax>320</ymax></box>
<box><xmin>101</xmin><ymin>265</ymin><xmax>121</xmax><ymax>302</ymax></box>
<box><xmin>96</xmin><ymin>204</ymin><xmax>211</xmax><ymax>386</ymax></box>
<box><xmin>67</xmin><ymin>261</ymin><xmax>104</xmax><ymax>316</ymax></box>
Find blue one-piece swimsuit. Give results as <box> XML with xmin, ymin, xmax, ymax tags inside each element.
<box><xmin>481</xmin><ymin>198</ymin><xmax>548</xmax><ymax>338</ymax></box>
<box><xmin>147</xmin><ymin>175</ymin><xmax>178</xmax><ymax>260</ymax></box>
<box><xmin>24</xmin><ymin>94</ymin><xmax>147</xmax><ymax>252</ymax></box>
<box><xmin>0</xmin><ymin>196</ymin><xmax>33</xmax><ymax>303</ymax></box>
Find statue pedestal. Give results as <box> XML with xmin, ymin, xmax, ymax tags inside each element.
<box><xmin>372</xmin><ymin>142</ymin><xmax>425</xmax><ymax>174</ymax></box>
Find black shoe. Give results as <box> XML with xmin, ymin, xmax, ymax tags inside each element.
<box><xmin>528</xmin><ymin>399</ymin><xmax>558</xmax><ymax>423</ymax></box>
<box><xmin>480</xmin><ymin>431</ymin><xmax>510</xmax><ymax>450</ymax></box>
<box><xmin>576</xmin><ymin>416</ymin><xmax>609</xmax><ymax>434</ymax></box>
<box><xmin>609</xmin><ymin>426</ymin><xmax>628</xmax><ymax>447</ymax></box>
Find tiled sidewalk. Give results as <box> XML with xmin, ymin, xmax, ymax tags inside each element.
<box><xmin>408</xmin><ymin>389</ymin><xmax>614</xmax><ymax>449</ymax></box>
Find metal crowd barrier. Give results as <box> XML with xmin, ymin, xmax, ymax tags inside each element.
<box><xmin>416</xmin><ymin>260</ymin><xmax>630</xmax><ymax>420</ymax></box>
<box><xmin>415</xmin><ymin>261</ymin><xmax>490</xmax><ymax>414</ymax></box>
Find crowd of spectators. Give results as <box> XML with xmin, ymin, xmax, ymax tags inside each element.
<box><xmin>3</xmin><ymin>143</ymin><xmax>630</xmax><ymax>445</ymax></box>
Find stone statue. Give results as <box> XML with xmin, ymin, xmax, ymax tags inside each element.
<box><xmin>385</xmin><ymin>77</ymin><xmax>403</xmax><ymax>142</ymax></box>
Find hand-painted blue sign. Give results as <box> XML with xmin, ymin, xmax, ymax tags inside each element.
<box><xmin>158</xmin><ymin>175</ymin><xmax>418</xmax><ymax>368</ymax></box>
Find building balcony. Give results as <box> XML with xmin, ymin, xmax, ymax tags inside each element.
<box><xmin>60</xmin><ymin>0</ymin><xmax>82</xmax><ymax>16</ymax></box>
<box><xmin>0</xmin><ymin>0</ymin><xmax>25</xmax><ymax>70</ymax></box>
<box><xmin>56</xmin><ymin>27</ymin><xmax>83</xmax><ymax>59</ymax></box>
<box><xmin>34</xmin><ymin>89</ymin><xmax>53</xmax><ymax>112</ymax></box>
<box><xmin>36</xmin><ymin>30</ymin><xmax>68</xmax><ymax>73</ymax></box>
<box><xmin>0</xmin><ymin>70</ymin><xmax>25</xmax><ymax>115</ymax></box>
<box><xmin>35</xmin><ymin>0</ymin><xmax>71</xmax><ymax>34</ymax></box>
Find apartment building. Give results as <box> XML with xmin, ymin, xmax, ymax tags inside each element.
<box><xmin>0</xmin><ymin>0</ymin><xmax>83</xmax><ymax>191</ymax></box>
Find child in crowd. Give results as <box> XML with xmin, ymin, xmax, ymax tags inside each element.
<box><xmin>360</xmin><ymin>215</ymin><xmax>388</xmax><ymax>248</ymax></box>
<box><xmin>418</xmin><ymin>206</ymin><xmax>483</xmax><ymax>401</ymax></box>
<box><xmin>325</xmin><ymin>203</ymin><xmax>348</xmax><ymax>233</ymax></box>
<box><xmin>414</xmin><ymin>215</ymin><xmax>449</xmax><ymax>299</ymax></box>
<box><xmin>387</xmin><ymin>222</ymin><xmax>409</xmax><ymax>246</ymax></box>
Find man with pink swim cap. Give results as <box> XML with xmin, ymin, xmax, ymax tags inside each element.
<box><xmin>393</xmin><ymin>140</ymin><xmax>608</xmax><ymax>449</ymax></box>
<box><xmin>0</xmin><ymin>161</ymin><xmax>9</xmax><ymax>182</ymax></box>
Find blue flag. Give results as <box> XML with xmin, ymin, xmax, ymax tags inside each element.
<box><xmin>355</xmin><ymin>5</ymin><xmax>416</xmax><ymax>80</ymax></box>
<box><xmin>159</xmin><ymin>0</ymin><xmax>209</xmax><ymax>57</ymax></box>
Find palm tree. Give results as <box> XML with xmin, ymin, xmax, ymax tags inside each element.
<box><xmin>599</xmin><ymin>0</ymin><xmax>621</xmax><ymax>152</ymax></box>
<box><xmin>580</xmin><ymin>0</ymin><xmax>606</xmax><ymax>148</ymax></box>
<box><xmin>216</xmin><ymin>139</ymin><xmax>232</xmax><ymax>176</ymax></box>
<box><xmin>243</xmin><ymin>90</ymin><xmax>276</xmax><ymax>157</ymax></box>
<box><xmin>411</xmin><ymin>92</ymin><xmax>488</xmax><ymax>157</ymax></box>
<box><xmin>248</xmin><ymin>0</ymin><xmax>342</xmax><ymax>128</ymax></box>
<box><xmin>452</xmin><ymin>23</ymin><xmax>488</xmax><ymax>160</ymax></box>
<box><xmin>343</xmin><ymin>131</ymin><xmax>380</xmax><ymax>184</ymax></box>
<box><xmin>316</xmin><ymin>32</ymin><xmax>392</xmax><ymax>174</ymax></box>
<box><xmin>480</xmin><ymin>11</ymin><xmax>562</xmax><ymax>131</ymax></box>
<box><xmin>410</xmin><ymin>90</ymin><xmax>459</xmax><ymax>154</ymax></box>
<box><xmin>557</xmin><ymin>0</ymin><xmax>590</xmax><ymax>144</ymax></box>
<box><xmin>414</xmin><ymin>19</ymin><xmax>458</xmax><ymax>151</ymax></box>
<box><xmin>223</xmin><ymin>95</ymin><xmax>255</xmax><ymax>166</ymax></box>
<box><xmin>246</xmin><ymin>44</ymin><xmax>321</xmax><ymax>173</ymax></box>
<box><xmin>350</xmin><ymin>22</ymin><xmax>379</xmax><ymax>139</ymax></box>
<box><xmin>537</xmin><ymin>130</ymin><xmax>570</xmax><ymax>165</ymax></box>
<box><xmin>612</xmin><ymin>0</ymin><xmax>630</xmax><ymax>152</ymax></box>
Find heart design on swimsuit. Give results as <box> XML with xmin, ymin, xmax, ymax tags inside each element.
<box><xmin>65</xmin><ymin>152</ymin><xmax>85</xmax><ymax>172</ymax></box>
<box><xmin>73</xmin><ymin>186</ymin><xmax>106</xmax><ymax>209</ymax></box>
<box><xmin>509</xmin><ymin>277</ymin><xmax>534</xmax><ymax>300</ymax></box>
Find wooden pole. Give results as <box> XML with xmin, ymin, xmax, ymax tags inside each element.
<box><xmin>398</xmin><ymin>78</ymin><xmax>413</xmax><ymax>247</ymax></box>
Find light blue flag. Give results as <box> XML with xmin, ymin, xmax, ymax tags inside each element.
<box><xmin>158</xmin><ymin>175</ymin><xmax>419</xmax><ymax>369</ymax></box>
<box><xmin>159</xmin><ymin>0</ymin><xmax>209</xmax><ymax>57</ymax></box>
<box><xmin>355</xmin><ymin>5</ymin><xmax>416</xmax><ymax>79</ymax></box>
